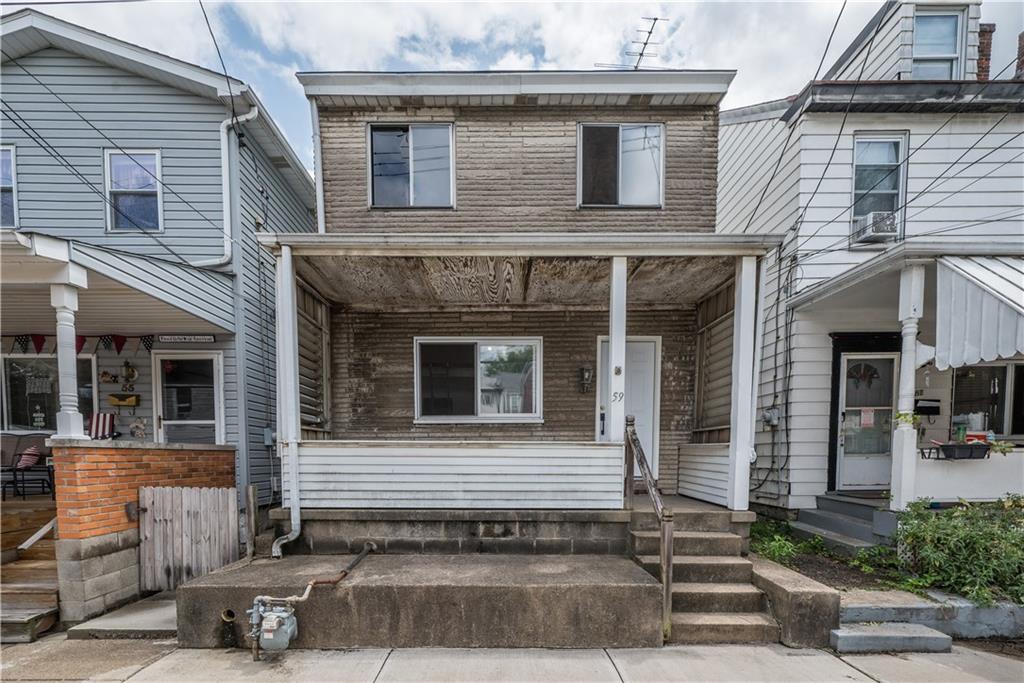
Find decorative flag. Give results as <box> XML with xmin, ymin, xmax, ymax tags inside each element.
<box><xmin>76</xmin><ymin>335</ymin><xmax>86</xmax><ymax>354</ymax></box>
<box><xmin>99</xmin><ymin>334</ymin><xmax>113</xmax><ymax>351</ymax></box>
<box><xmin>112</xmin><ymin>335</ymin><xmax>127</xmax><ymax>355</ymax></box>
<box><xmin>31</xmin><ymin>334</ymin><xmax>47</xmax><ymax>354</ymax></box>
<box><xmin>140</xmin><ymin>335</ymin><xmax>154</xmax><ymax>352</ymax></box>
<box><xmin>14</xmin><ymin>335</ymin><xmax>30</xmax><ymax>353</ymax></box>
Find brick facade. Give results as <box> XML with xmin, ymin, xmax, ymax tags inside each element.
<box><xmin>319</xmin><ymin>105</ymin><xmax>720</xmax><ymax>234</ymax></box>
<box><xmin>329</xmin><ymin>308</ymin><xmax>697</xmax><ymax>489</ymax></box>
<box><xmin>978</xmin><ymin>23</ymin><xmax>995</xmax><ymax>81</ymax></box>
<box><xmin>52</xmin><ymin>442</ymin><xmax>235</xmax><ymax>540</ymax></box>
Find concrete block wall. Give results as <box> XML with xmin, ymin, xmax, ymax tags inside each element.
<box><xmin>49</xmin><ymin>440</ymin><xmax>235</xmax><ymax>623</ymax></box>
<box><xmin>318</xmin><ymin>105</ymin><xmax>720</xmax><ymax>234</ymax></box>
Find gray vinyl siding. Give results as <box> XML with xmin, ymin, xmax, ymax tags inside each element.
<box><xmin>717</xmin><ymin>113</ymin><xmax>800</xmax><ymax>236</ymax></box>
<box><xmin>236</xmin><ymin>128</ymin><xmax>316</xmax><ymax>505</ymax></box>
<box><xmin>828</xmin><ymin>3</ymin><xmax>907</xmax><ymax>81</ymax></box>
<box><xmin>0</xmin><ymin>48</ymin><xmax>227</xmax><ymax>260</ymax></box>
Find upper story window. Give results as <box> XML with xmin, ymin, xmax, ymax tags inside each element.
<box><xmin>370</xmin><ymin>124</ymin><xmax>453</xmax><ymax>208</ymax></box>
<box><xmin>912</xmin><ymin>10</ymin><xmax>964</xmax><ymax>79</ymax></box>
<box><xmin>1</xmin><ymin>146</ymin><xmax>17</xmax><ymax>228</ymax></box>
<box><xmin>852</xmin><ymin>136</ymin><xmax>904</xmax><ymax>222</ymax></box>
<box><xmin>105</xmin><ymin>150</ymin><xmax>162</xmax><ymax>232</ymax></box>
<box><xmin>579</xmin><ymin>123</ymin><xmax>664</xmax><ymax>207</ymax></box>
<box><xmin>414</xmin><ymin>337</ymin><xmax>542</xmax><ymax>423</ymax></box>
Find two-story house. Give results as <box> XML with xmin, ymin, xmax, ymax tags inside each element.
<box><xmin>0</xmin><ymin>10</ymin><xmax>315</xmax><ymax>510</ymax></box>
<box><xmin>240</xmin><ymin>70</ymin><xmax>804</xmax><ymax>646</ymax></box>
<box><xmin>715</xmin><ymin>0</ymin><xmax>1024</xmax><ymax>551</ymax></box>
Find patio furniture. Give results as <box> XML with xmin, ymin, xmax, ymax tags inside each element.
<box><xmin>1</xmin><ymin>434</ymin><xmax>53</xmax><ymax>501</ymax></box>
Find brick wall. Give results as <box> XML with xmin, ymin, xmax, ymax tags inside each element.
<box><xmin>978</xmin><ymin>23</ymin><xmax>995</xmax><ymax>81</ymax></box>
<box><xmin>319</xmin><ymin>105</ymin><xmax>719</xmax><ymax>234</ymax></box>
<box><xmin>330</xmin><ymin>308</ymin><xmax>696</xmax><ymax>488</ymax></box>
<box><xmin>52</xmin><ymin>442</ymin><xmax>235</xmax><ymax>540</ymax></box>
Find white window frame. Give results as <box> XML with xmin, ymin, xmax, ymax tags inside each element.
<box><xmin>413</xmin><ymin>336</ymin><xmax>543</xmax><ymax>424</ymax></box>
<box><xmin>1</xmin><ymin>145</ymin><xmax>19</xmax><ymax>229</ymax></box>
<box><xmin>104</xmin><ymin>148</ymin><xmax>165</xmax><ymax>233</ymax></box>
<box><xmin>850</xmin><ymin>132</ymin><xmax>909</xmax><ymax>235</ymax></box>
<box><xmin>576</xmin><ymin>122</ymin><xmax>666</xmax><ymax>209</ymax></box>
<box><xmin>0</xmin><ymin>353</ymin><xmax>98</xmax><ymax>432</ymax></box>
<box><xmin>366</xmin><ymin>123</ymin><xmax>455</xmax><ymax>209</ymax></box>
<box><xmin>912</xmin><ymin>8</ymin><xmax>966</xmax><ymax>80</ymax></box>
<box><xmin>950</xmin><ymin>360</ymin><xmax>1024</xmax><ymax>440</ymax></box>
<box><xmin>151</xmin><ymin>350</ymin><xmax>225</xmax><ymax>444</ymax></box>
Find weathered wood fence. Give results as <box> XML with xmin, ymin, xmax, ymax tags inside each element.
<box><xmin>139</xmin><ymin>486</ymin><xmax>239</xmax><ymax>591</ymax></box>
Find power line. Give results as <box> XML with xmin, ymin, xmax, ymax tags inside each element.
<box><xmin>1</xmin><ymin>48</ymin><xmax>226</xmax><ymax>236</ymax></box>
<box><xmin>1</xmin><ymin>106</ymin><xmax>190</xmax><ymax>265</ymax></box>
<box><xmin>198</xmin><ymin>0</ymin><xmax>239</xmax><ymax>129</ymax></box>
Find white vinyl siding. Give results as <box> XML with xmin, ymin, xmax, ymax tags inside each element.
<box><xmin>285</xmin><ymin>441</ymin><xmax>624</xmax><ymax>509</ymax></box>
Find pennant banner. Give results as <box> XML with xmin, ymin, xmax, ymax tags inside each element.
<box><xmin>14</xmin><ymin>335</ymin><xmax>30</xmax><ymax>354</ymax></box>
<box><xmin>76</xmin><ymin>335</ymin><xmax>86</xmax><ymax>354</ymax></box>
<box><xmin>31</xmin><ymin>334</ymin><xmax>47</xmax><ymax>354</ymax></box>
<box><xmin>112</xmin><ymin>335</ymin><xmax>127</xmax><ymax>355</ymax></box>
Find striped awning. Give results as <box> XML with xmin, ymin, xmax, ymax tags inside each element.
<box><xmin>935</xmin><ymin>256</ymin><xmax>1024</xmax><ymax>370</ymax></box>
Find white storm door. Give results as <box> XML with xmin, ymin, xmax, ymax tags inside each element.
<box><xmin>153</xmin><ymin>352</ymin><xmax>224</xmax><ymax>444</ymax></box>
<box><xmin>837</xmin><ymin>353</ymin><xmax>898</xmax><ymax>490</ymax></box>
<box><xmin>597</xmin><ymin>338</ymin><xmax>660</xmax><ymax>475</ymax></box>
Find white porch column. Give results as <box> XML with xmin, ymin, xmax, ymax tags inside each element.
<box><xmin>727</xmin><ymin>256</ymin><xmax>758</xmax><ymax>510</ymax></box>
<box><xmin>608</xmin><ymin>257</ymin><xmax>628</xmax><ymax>443</ymax></box>
<box><xmin>273</xmin><ymin>244</ymin><xmax>303</xmax><ymax>558</ymax></box>
<box><xmin>50</xmin><ymin>284</ymin><xmax>87</xmax><ymax>439</ymax></box>
<box><xmin>891</xmin><ymin>264</ymin><xmax>925</xmax><ymax>511</ymax></box>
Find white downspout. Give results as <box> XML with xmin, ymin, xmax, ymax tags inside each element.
<box><xmin>309</xmin><ymin>98</ymin><xmax>326</xmax><ymax>234</ymax></box>
<box><xmin>194</xmin><ymin>105</ymin><xmax>260</xmax><ymax>268</ymax></box>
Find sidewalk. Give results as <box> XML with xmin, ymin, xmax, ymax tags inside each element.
<box><xmin>1</xmin><ymin>633</ymin><xmax>1022</xmax><ymax>682</ymax></box>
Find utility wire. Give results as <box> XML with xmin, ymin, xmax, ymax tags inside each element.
<box><xmin>198</xmin><ymin>0</ymin><xmax>238</xmax><ymax>128</ymax></box>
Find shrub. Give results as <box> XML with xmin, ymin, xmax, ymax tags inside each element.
<box><xmin>895</xmin><ymin>495</ymin><xmax>1024</xmax><ymax>605</ymax></box>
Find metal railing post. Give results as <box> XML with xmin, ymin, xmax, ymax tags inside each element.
<box><xmin>624</xmin><ymin>415</ymin><xmax>636</xmax><ymax>510</ymax></box>
<box><xmin>660</xmin><ymin>511</ymin><xmax>674</xmax><ymax>642</ymax></box>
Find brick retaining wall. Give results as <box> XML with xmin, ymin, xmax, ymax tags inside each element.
<box><xmin>49</xmin><ymin>439</ymin><xmax>235</xmax><ymax>623</ymax></box>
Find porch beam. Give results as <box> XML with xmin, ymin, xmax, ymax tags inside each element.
<box><xmin>609</xmin><ymin>257</ymin><xmax>627</xmax><ymax>446</ymax></box>
<box><xmin>256</xmin><ymin>232</ymin><xmax>782</xmax><ymax>258</ymax></box>
<box><xmin>891</xmin><ymin>264</ymin><xmax>925</xmax><ymax>511</ymax></box>
<box><xmin>727</xmin><ymin>256</ymin><xmax>758</xmax><ymax>510</ymax></box>
<box><xmin>2</xmin><ymin>262</ymin><xmax>88</xmax><ymax>288</ymax></box>
<box><xmin>50</xmin><ymin>284</ymin><xmax>87</xmax><ymax>439</ymax></box>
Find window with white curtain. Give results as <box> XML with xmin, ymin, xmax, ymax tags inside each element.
<box><xmin>105</xmin><ymin>150</ymin><xmax>162</xmax><ymax>232</ymax></box>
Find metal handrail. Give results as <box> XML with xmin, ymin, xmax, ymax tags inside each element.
<box><xmin>624</xmin><ymin>415</ymin><xmax>674</xmax><ymax>642</ymax></box>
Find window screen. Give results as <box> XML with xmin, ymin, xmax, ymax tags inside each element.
<box><xmin>581</xmin><ymin>126</ymin><xmax>618</xmax><ymax>205</ymax></box>
<box><xmin>419</xmin><ymin>343</ymin><xmax>475</xmax><ymax>416</ymax></box>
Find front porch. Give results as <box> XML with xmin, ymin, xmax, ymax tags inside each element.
<box><xmin>263</xmin><ymin>232</ymin><xmax>779</xmax><ymax>519</ymax></box>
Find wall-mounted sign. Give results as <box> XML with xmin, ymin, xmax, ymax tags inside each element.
<box><xmin>157</xmin><ymin>335</ymin><xmax>215</xmax><ymax>344</ymax></box>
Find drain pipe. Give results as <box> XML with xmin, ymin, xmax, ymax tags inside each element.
<box><xmin>194</xmin><ymin>105</ymin><xmax>259</xmax><ymax>268</ymax></box>
<box><xmin>271</xmin><ymin>244</ymin><xmax>301</xmax><ymax>558</ymax></box>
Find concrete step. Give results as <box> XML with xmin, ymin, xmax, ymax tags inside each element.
<box><xmin>830</xmin><ymin>622</ymin><xmax>952</xmax><ymax>654</ymax></box>
<box><xmin>789</xmin><ymin>521</ymin><xmax>874</xmax><ymax>558</ymax></box>
<box><xmin>672</xmin><ymin>582</ymin><xmax>766</xmax><ymax>613</ymax></box>
<box><xmin>18</xmin><ymin>539</ymin><xmax>55</xmax><ymax>562</ymax></box>
<box><xmin>636</xmin><ymin>555</ymin><xmax>753</xmax><ymax>583</ymax></box>
<box><xmin>669</xmin><ymin>612</ymin><xmax>779</xmax><ymax>644</ymax></box>
<box><xmin>0</xmin><ymin>606</ymin><xmax>59</xmax><ymax>644</ymax></box>
<box><xmin>815</xmin><ymin>494</ymin><xmax>882</xmax><ymax>522</ymax></box>
<box><xmin>797</xmin><ymin>509</ymin><xmax>878</xmax><ymax>544</ymax></box>
<box><xmin>631</xmin><ymin>510</ymin><xmax>749</xmax><ymax>533</ymax></box>
<box><xmin>630</xmin><ymin>530</ymin><xmax>744</xmax><ymax>556</ymax></box>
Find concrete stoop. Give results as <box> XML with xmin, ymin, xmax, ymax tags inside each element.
<box><xmin>830</xmin><ymin>622</ymin><xmax>952</xmax><ymax>653</ymax></box>
<box><xmin>841</xmin><ymin>588</ymin><xmax>1024</xmax><ymax>639</ymax></box>
<box><xmin>177</xmin><ymin>554</ymin><xmax>662</xmax><ymax>649</ymax></box>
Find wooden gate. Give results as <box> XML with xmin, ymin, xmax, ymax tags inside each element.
<box><xmin>139</xmin><ymin>486</ymin><xmax>239</xmax><ymax>591</ymax></box>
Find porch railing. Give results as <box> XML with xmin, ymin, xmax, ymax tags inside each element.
<box><xmin>624</xmin><ymin>415</ymin><xmax>674</xmax><ymax>642</ymax></box>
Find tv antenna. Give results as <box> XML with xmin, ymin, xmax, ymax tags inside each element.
<box><xmin>595</xmin><ymin>16</ymin><xmax>666</xmax><ymax>70</ymax></box>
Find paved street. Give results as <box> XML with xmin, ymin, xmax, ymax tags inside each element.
<box><xmin>2</xmin><ymin>634</ymin><xmax>1022</xmax><ymax>682</ymax></box>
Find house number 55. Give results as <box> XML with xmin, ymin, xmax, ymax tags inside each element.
<box><xmin>611</xmin><ymin>392</ymin><xmax>624</xmax><ymax>402</ymax></box>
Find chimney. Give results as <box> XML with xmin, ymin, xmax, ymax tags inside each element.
<box><xmin>1017</xmin><ymin>31</ymin><xmax>1024</xmax><ymax>80</ymax></box>
<box><xmin>977</xmin><ymin>23</ymin><xmax>995</xmax><ymax>81</ymax></box>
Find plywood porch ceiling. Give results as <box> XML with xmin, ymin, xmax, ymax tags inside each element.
<box><xmin>298</xmin><ymin>256</ymin><xmax>736</xmax><ymax>308</ymax></box>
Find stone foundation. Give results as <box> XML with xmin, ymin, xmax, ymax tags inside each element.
<box><xmin>56</xmin><ymin>529</ymin><xmax>141</xmax><ymax>623</ymax></box>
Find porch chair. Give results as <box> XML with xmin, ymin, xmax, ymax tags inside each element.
<box><xmin>1</xmin><ymin>434</ymin><xmax>54</xmax><ymax>501</ymax></box>
<box><xmin>87</xmin><ymin>413</ymin><xmax>120</xmax><ymax>440</ymax></box>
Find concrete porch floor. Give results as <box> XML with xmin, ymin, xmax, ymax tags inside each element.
<box><xmin>2</xmin><ymin>633</ymin><xmax>1022</xmax><ymax>682</ymax></box>
<box><xmin>177</xmin><ymin>554</ymin><xmax>662</xmax><ymax>649</ymax></box>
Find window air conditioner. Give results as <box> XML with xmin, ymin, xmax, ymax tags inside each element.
<box><xmin>851</xmin><ymin>211</ymin><xmax>897</xmax><ymax>243</ymax></box>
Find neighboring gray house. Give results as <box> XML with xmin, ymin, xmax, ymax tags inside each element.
<box><xmin>714</xmin><ymin>0</ymin><xmax>1024</xmax><ymax>547</ymax></box>
<box><xmin>0</xmin><ymin>9</ymin><xmax>316</xmax><ymax>506</ymax></box>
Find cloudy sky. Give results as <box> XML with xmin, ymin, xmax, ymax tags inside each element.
<box><xmin>11</xmin><ymin>0</ymin><xmax>1023</xmax><ymax>169</ymax></box>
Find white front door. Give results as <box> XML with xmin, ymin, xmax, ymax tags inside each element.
<box><xmin>597</xmin><ymin>338</ymin><xmax>660</xmax><ymax>475</ymax></box>
<box><xmin>837</xmin><ymin>353</ymin><xmax>899</xmax><ymax>490</ymax></box>
<box><xmin>152</xmin><ymin>352</ymin><xmax>224</xmax><ymax>444</ymax></box>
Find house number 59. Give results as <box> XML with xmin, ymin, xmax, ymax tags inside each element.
<box><xmin>611</xmin><ymin>392</ymin><xmax>624</xmax><ymax>402</ymax></box>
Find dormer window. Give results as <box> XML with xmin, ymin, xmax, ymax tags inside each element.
<box><xmin>912</xmin><ymin>10</ymin><xmax>964</xmax><ymax>79</ymax></box>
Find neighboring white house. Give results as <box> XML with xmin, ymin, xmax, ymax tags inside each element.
<box><xmin>714</xmin><ymin>0</ymin><xmax>1024</xmax><ymax>547</ymax></box>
